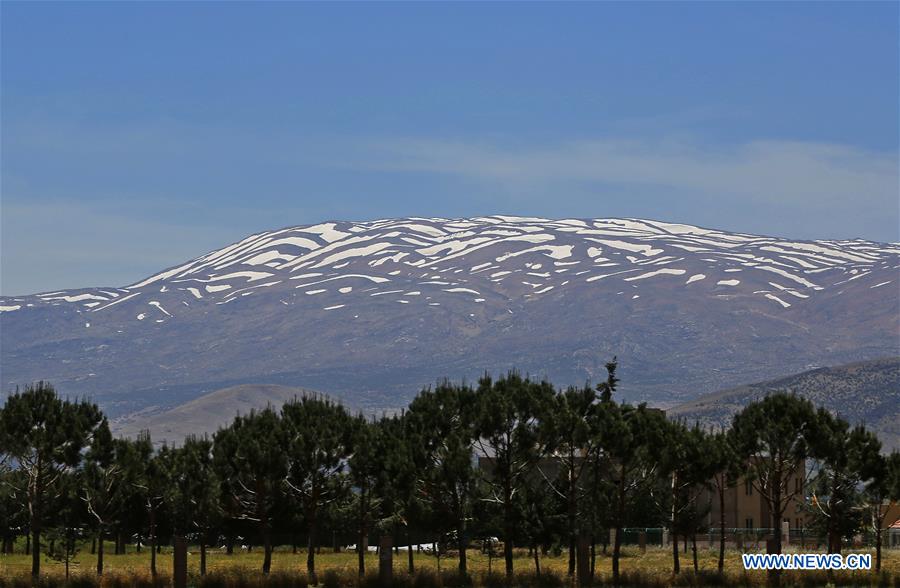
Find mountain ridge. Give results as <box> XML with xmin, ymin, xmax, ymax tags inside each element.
<box><xmin>2</xmin><ymin>216</ymin><xmax>897</xmax><ymax>418</ymax></box>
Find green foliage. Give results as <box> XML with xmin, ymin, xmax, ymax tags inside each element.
<box><xmin>0</xmin><ymin>382</ymin><xmax>104</xmax><ymax>576</ymax></box>
<box><xmin>473</xmin><ymin>372</ymin><xmax>555</xmax><ymax>576</ymax></box>
<box><xmin>281</xmin><ymin>396</ymin><xmax>353</xmax><ymax>581</ymax></box>
<box><xmin>213</xmin><ymin>407</ymin><xmax>286</xmax><ymax>574</ymax></box>
<box><xmin>731</xmin><ymin>393</ymin><xmax>820</xmax><ymax>553</ymax></box>
<box><xmin>407</xmin><ymin>381</ymin><xmax>479</xmax><ymax>572</ymax></box>
<box><xmin>1</xmin><ymin>370</ymin><xmax>896</xmax><ymax>585</ymax></box>
<box><xmin>807</xmin><ymin>413</ymin><xmax>882</xmax><ymax>552</ymax></box>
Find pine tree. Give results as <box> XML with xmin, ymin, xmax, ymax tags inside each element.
<box><xmin>708</xmin><ymin>429</ymin><xmax>742</xmax><ymax>573</ymax></box>
<box><xmin>44</xmin><ymin>471</ymin><xmax>84</xmax><ymax>579</ymax></box>
<box><xmin>656</xmin><ymin>421</ymin><xmax>718</xmax><ymax>574</ymax></box>
<box><xmin>127</xmin><ymin>434</ymin><xmax>170</xmax><ymax>577</ymax></box>
<box><xmin>807</xmin><ymin>413</ymin><xmax>881</xmax><ymax>554</ymax></box>
<box><xmin>167</xmin><ymin>435</ymin><xmax>221</xmax><ymax>576</ymax></box>
<box><xmin>81</xmin><ymin>418</ymin><xmax>131</xmax><ymax>575</ymax></box>
<box><xmin>0</xmin><ymin>383</ymin><xmax>104</xmax><ymax>577</ymax></box>
<box><xmin>539</xmin><ymin>360</ymin><xmax>617</xmax><ymax>577</ymax></box>
<box><xmin>732</xmin><ymin>393</ymin><xmax>820</xmax><ymax>556</ymax></box>
<box><xmin>407</xmin><ymin>381</ymin><xmax>479</xmax><ymax>574</ymax></box>
<box><xmin>114</xmin><ymin>432</ymin><xmax>157</xmax><ymax>558</ymax></box>
<box><xmin>862</xmin><ymin>451</ymin><xmax>900</xmax><ymax>571</ymax></box>
<box><xmin>213</xmin><ymin>408</ymin><xmax>286</xmax><ymax>574</ymax></box>
<box><xmin>281</xmin><ymin>396</ymin><xmax>353</xmax><ymax>584</ymax></box>
<box><xmin>473</xmin><ymin>372</ymin><xmax>555</xmax><ymax>578</ymax></box>
<box><xmin>373</xmin><ymin>414</ymin><xmax>422</xmax><ymax>574</ymax></box>
<box><xmin>347</xmin><ymin>415</ymin><xmax>383</xmax><ymax>577</ymax></box>
<box><xmin>598</xmin><ymin>401</ymin><xmax>667</xmax><ymax>585</ymax></box>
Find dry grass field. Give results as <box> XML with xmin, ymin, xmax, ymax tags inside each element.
<box><xmin>1</xmin><ymin>544</ymin><xmax>898</xmax><ymax>587</ymax></box>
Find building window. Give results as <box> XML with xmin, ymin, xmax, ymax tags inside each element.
<box><xmin>745</xmin><ymin>480</ymin><xmax>753</xmax><ymax>496</ymax></box>
<box><xmin>796</xmin><ymin>518</ymin><xmax>801</xmax><ymax>530</ymax></box>
<box><xmin>745</xmin><ymin>517</ymin><xmax>753</xmax><ymax>530</ymax></box>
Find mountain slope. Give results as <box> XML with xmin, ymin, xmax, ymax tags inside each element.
<box><xmin>2</xmin><ymin>216</ymin><xmax>898</xmax><ymax>418</ymax></box>
<box><xmin>112</xmin><ymin>383</ymin><xmax>325</xmax><ymax>444</ymax></box>
<box><xmin>669</xmin><ymin>357</ymin><xmax>900</xmax><ymax>450</ymax></box>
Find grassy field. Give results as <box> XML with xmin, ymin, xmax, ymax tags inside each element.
<box><xmin>1</xmin><ymin>543</ymin><xmax>899</xmax><ymax>587</ymax></box>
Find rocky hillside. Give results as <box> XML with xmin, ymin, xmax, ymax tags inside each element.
<box><xmin>669</xmin><ymin>357</ymin><xmax>900</xmax><ymax>450</ymax></box>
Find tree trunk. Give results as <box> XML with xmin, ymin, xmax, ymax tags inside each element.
<box><xmin>769</xmin><ymin>475</ymin><xmax>783</xmax><ymax>586</ymax></box>
<box><xmin>200</xmin><ymin>540</ymin><xmax>207</xmax><ymax>576</ymax></box>
<box><xmin>568</xmin><ymin>457</ymin><xmax>576</xmax><ymax>576</ymax></box>
<box><xmin>874</xmin><ymin>512</ymin><xmax>882</xmax><ymax>571</ymax></box>
<box><xmin>407</xmin><ymin>528</ymin><xmax>415</xmax><ymax>574</ymax></box>
<box><xmin>612</xmin><ymin>465</ymin><xmax>626</xmax><ymax>585</ymax></box>
<box><xmin>718</xmin><ymin>480</ymin><xmax>726</xmax><ymax>574</ymax></box>
<box><xmin>671</xmin><ymin>471</ymin><xmax>680</xmax><ymax>574</ymax></box>
<box><xmin>30</xmin><ymin>525</ymin><xmax>39</xmax><ymax>577</ymax></box>
<box><xmin>691</xmin><ymin>534</ymin><xmax>698</xmax><ymax>573</ymax></box>
<box><xmin>97</xmin><ymin>532</ymin><xmax>105</xmax><ymax>576</ymax></box>
<box><xmin>613</xmin><ymin>523</ymin><xmax>623</xmax><ymax>584</ymax></box>
<box><xmin>307</xmin><ymin>516</ymin><xmax>318</xmax><ymax>585</ymax></box>
<box><xmin>262</xmin><ymin>526</ymin><xmax>273</xmax><ymax>575</ymax></box>
<box><xmin>150</xmin><ymin>532</ymin><xmax>157</xmax><ymax>578</ymax></box>
<box><xmin>590</xmin><ymin>538</ymin><xmax>596</xmax><ymax>581</ymax></box>
<box><xmin>149</xmin><ymin>511</ymin><xmax>157</xmax><ymax>577</ymax></box>
<box><xmin>533</xmin><ymin>543</ymin><xmax>541</xmax><ymax>576</ymax></box>
<box><xmin>828</xmin><ymin>529</ymin><xmax>841</xmax><ymax>555</ymax></box>
<box><xmin>504</xmin><ymin>484</ymin><xmax>514</xmax><ymax>578</ymax></box>
<box><xmin>29</xmin><ymin>461</ymin><xmax>42</xmax><ymax>577</ymax></box>
<box><xmin>672</xmin><ymin>532</ymin><xmax>680</xmax><ymax>574</ymax></box>
<box><xmin>771</xmin><ymin>486</ymin><xmax>782</xmax><ymax>554</ymax></box>
<box><xmin>358</xmin><ymin>486</ymin><xmax>367</xmax><ymax>577</ymax></box>
<box><xmin>458</xmin><ymin>513</ymin><xmax>468</xmax><ymax>574</ymax></box>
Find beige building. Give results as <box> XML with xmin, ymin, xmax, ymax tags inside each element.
<box><xmin>704</xmin><ymin>468</ymin><xmax>808</xmax><ymax>533</ymax></box>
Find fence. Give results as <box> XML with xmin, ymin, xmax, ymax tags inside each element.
<box><xmin>617</xmin><ymin>528</ymin><xmax>899</xmax><ymax>550</ymax></box>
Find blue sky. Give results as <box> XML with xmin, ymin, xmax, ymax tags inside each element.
<box><xmin>1</xmin><ymin>1</ymin><xmax>897</xmax><ymax>295</ymax></box>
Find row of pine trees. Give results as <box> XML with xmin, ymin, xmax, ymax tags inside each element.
<box><xmin>1</xmin><ymin>362</ymin><xmax>899</xmax><ymax>584</ymax></box>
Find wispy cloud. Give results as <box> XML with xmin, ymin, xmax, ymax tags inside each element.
<box><xmin>340</xmin><ymin>137</ymin><xmax>897</xmax><ymax>210</ymax></box>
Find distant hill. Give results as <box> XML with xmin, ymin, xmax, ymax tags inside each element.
<box><xmin>113</xmin><ymin>383</ymin><xmax>328</xmax><ymax>444</ymax></box>
<box><xmin>669</xmin><ymin>357</ymin><xmax>900</xmax><ymax>450</ymax></box>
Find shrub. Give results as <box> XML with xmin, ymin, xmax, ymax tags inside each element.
<box><xmin>265</xmin><ymin>571</ymin><xmax>309</xmax><ymax>588</ymax></box>
<box><xmin>439</xmin><ymin>571</ymin><xmax>473</xmax><ymax>588</ymax></box>
<box><xmin>197</xmin><ymin>573</ymin><xmax>230</xmax><ymax>588</ymax></box>
<box><xmin>67</xmin><ymin>575</ymin><xmax>100</xmax><ymax>588</ymax></box>
<box><xmin>321</xmin><ymin>570</ymin><xmax>344</xmax><ymax>588</ymax></box>
<box><xmin>411</xmin><ymin>569</ymin><xmax>439</xmax><ymax>588</ymax></box>
<box><xmin>533</xmin><ymin>571</ymin><xmax>565</xmax><ymax>588</ymax></box>
<box><xmin>667</xmin><ymin>571</ymin><xmax>729</xmax><ymax>587</ymax></box>
<box><xmin>480</xmin><ymin>572</ymin><xmax>507</xmax><ymax>588</ymax></box>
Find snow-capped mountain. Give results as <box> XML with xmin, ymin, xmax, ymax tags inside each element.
<box><xmin>2</xmin><ymin>216</ymin><xmax>898</xmax><ymax>420</ymax></box>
